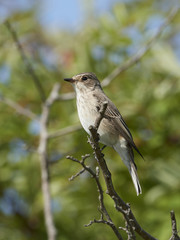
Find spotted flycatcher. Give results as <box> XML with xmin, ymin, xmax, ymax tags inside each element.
<box><xmin>64</xmin><ymin>72</ymin><xmax>142</xmax><ymax>195</ymax></box>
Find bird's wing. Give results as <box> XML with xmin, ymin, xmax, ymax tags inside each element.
<box><xmin>98</xmin><ymin>96</ymin><xmax>143</xmax><ymax>159</ymax></box>
<box><xmin>104</xmin><ymin>101</ymin><xmax>133</xmax><ymax>139</ymax></box>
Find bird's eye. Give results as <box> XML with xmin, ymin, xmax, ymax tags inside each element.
<box><xmin>82</xmin><ymin>76</ymin><xmax>87</xmax><ymax>81</ymax></box>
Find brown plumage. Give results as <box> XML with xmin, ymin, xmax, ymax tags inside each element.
<box><xmin>64</xmin><ymin>72</ymin><xmax>143</xmax><ymax>195</ymax></box>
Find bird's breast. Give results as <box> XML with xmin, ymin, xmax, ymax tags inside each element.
<box><xmin>76</xmin><ymin>92</ymin><xmax>117</xmax><ymax>147</ymax></box>
<box><xmin>76</xmin><ymin>93</ymin><xmax>97</xmax><ymax>135</ymax></box>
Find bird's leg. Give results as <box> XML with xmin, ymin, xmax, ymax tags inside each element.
<box><xmin>101</xmin><ymin>145</ymin><xmax>107</xmax><ymax>151</ymax></box>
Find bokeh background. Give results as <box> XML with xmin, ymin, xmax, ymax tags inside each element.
<box><xmin>0</xmin><ymin>0</ymin><xmax>180</xmax><ymax>239</ymax></box>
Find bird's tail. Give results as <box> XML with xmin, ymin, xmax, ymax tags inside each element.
<box><xmin>130</xmin><ymin>162</ymin><xmax>142</xmax><ymax>196</ymax></box>
<box><xmin>113</xmin><ymin>142</ymin><xmax>142</xmax><ymax>196</ymax></box>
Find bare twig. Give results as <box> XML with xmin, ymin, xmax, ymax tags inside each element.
<box><xmin>67</xmin><ymin>154</ymin><xmax>123</xmax><ymax>240</ymax></box>
<box><xmin>57</xmin><ymin>92</ymin><xmax>75</xmax><ymax>101</ymax></box>
<box><xmin>125</xmin><ymin>203</ymin><xmax>136</xmax><ymax>240</ymax></box>
<box><xmin>4</xmin><ymin>20</ymin><xmax>46</xmax><ymax>102</ymax></box>
<box><xmin>84</xmin><ymin>218</ymin><xmax>109</xmax><ymax>227</ymax></box>
<box><xmin>84</xmin><ymin>218</ymin><xmax>121</xmax><ymax>231</ymax></box>
<box><xmin>69</xmin><ymin>168</ymin><xmax>86</xmax><ymax>181</ymax></box>
<box><xmin>0</xmin><ymin>96</ymin><xmax>37</xmax><ymax>120</ymax></box>
<box><xmin>38</xmin><ymin>83</ymin><xmax>60</xmax><ymax>240</ymax></box>
<box><xmin>48</xmin><ymin>124</ymin><xmax>81</xmax><ymax>139</ymax></box>
<box><xmin>169</xmin><ymin>211</ymin><xmax>180</xmax><ymax>240</ymax></box>
<box><xmin>94</xmin><ymin>101</ymin><xmax>108</xmax><ymax>129</ymax></box>
<box><xmin>45</xmin><ymin>83</ymin><xmax>61</xmax><ymax>106</ymax></box>
<box><xmin>119</xmin><ymin>218</ymin><xmax>136</xmax><ymax>240</ymax></box>
<box><xmin>101</xmin><ymin>7</ymin><xmax>179</xmax><ymax>87</ymax></box>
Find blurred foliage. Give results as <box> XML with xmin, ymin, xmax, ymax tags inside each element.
<box><xmin>0</xmin><ymin>0</ymin><xmax>180</xmax><ymax>239</ymax></box>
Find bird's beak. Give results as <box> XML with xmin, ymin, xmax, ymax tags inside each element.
<box><xmin>64</xmin><ymin>78</ymin><xmax>75</xmax><ymax>83</ymax></box>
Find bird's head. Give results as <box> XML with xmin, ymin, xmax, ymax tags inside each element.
<box><xmin>64</xmin><ymin>72</ymin><xmax>102</xmax><ymax>92</ymax></box>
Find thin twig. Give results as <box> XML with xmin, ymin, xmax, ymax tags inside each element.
<box><xmin>67</xmin><ymin>154</ymin><xmax>123</xmax><ymax>240</ymax></box>
<box><xmin>84</xmin><ymin>218</ymin><xmax>120</xmax><ymax>229</ymax></box>
<box><xmin>57</xmin><ymin>92</ymin><xmax>75</xmax><ymax>101</ymax></box>
<box><xmin>45</xmin><ymin>83</ymin><xmax>61</xmax><ymax>107</ymax></box>
<box><xmin>126</xmin><ymin>203</ymin><xmax>136</xmax><ymax>240</ymax></box>
<box><xmin>169</xmin><ymin>211</ymin><xmax>180</xmax><ymax>240</ymax></box>
<box><xmin>101</xmin><ymin>7</ymin><xmax>179</xmax><ymax>87</ymax></box>
<box><xmin>84</xmin><ymin>219</ymin><xmax>108</xmax><ymax>227</ymax></box>
<box><xmin>4</xmin><ymin>20</ymin><xmax>46</xmax><ymax>102</ymax></box>
<box><xmin>38</xmin><ymin>83</ymin><xmax>60</xmax><ymax>240</ymax></box>
<box><xmin>48</xmin><ymin>124</ymin><xmax>81</xmax><ymax>139</ymax></box>
<box><xmin>94</xmin><ymin>101</ymin><xmax>108</xmax><ymax>129</ymax></box>
<box><xmin>0</xmin><ymin>96</ymin><xmax>37</xmax><ymax>120</ymax></box>
<box><xmin>69</xmin><ymin>168</ymin><xmax>86</xmax><ymax>181</ymax></box>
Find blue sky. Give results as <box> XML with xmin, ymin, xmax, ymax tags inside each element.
<box><xmin>37</xmin><ymin>0</ymin><xmax>122</xmax><ymax>31</ymax></box>
<box><xmin>37</xmin><ymin>0</ymin><xmax>85</xmax><ymax>31</ymax></box>
<box><xmin>1</xmin><ymin>0</ymin><xmax>178</xmax><ymax>33</ymax></box>
<box><xmin>0</xmin><ymin>0</ymin><xmax>121</xmax><ymax>31</ymax></box>
<box><xmin>0</xmin><ymin>0</ymin><xmax>179</xmax><ymax>58</ymax></box>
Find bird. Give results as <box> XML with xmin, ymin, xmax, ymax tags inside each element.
<box><xmin>64</xmin><ymin>72</ymin><xmax>143</xmax><ymax>195</ymax></box>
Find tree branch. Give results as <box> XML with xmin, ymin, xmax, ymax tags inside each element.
<box><xmin>0</xmin><ymin>95</ymin><xmax>37</xmax><ymax>120</ymax></box>
<box><xmin>101</xmin><ymin>7</ymin><xmax>179</xmax><ymax>87</ymax></box>
<box><xmin>48</xmin><ymin>124</ymin><xmax>81</xmax><ymax>139</ymax></box>
<box><xmin>94</xmin><ymin>101</ymin><xmax>108</xmax><ymax>129</ymax></box>
<box><xmin>68</xmin><ymin>168</ymin><xmax>86</xmax><ymax>181</ymax></box>
<box><xmin>169</xmin><ymin>211</ymin><xmax>180</xmax><ymax>240</ymax></box>
<box><xmin>88</xmin><ymin>103</ymin><xmax>157</xmax><ymax>240</ymax></box>
<box><xmin>4</xmin><ymin>20</ymin><xmax>46</xmax><ymax>102</ymax></box>
<box><xmin>38</xmin><ymin>83</ymin><xmax>60</xmax><ymax>240</ymax></box>
<box><xmin>67</xmin><ymin>154</ymin><xmax>123</xmax><ymax>240</ymax></box>
<box><xmin>57</xmin><ymin>92</ymin><xmax>75</xmax><ymax>101</ymax></box>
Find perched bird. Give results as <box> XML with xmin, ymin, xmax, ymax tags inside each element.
<box><xmin>64</xmin><ymin>72</ymin><xmax>143</xmax><ymax>195</ymax></box>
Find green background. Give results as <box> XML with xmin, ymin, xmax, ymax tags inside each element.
<box><xmin>0</xmin><ymin>0</ymin><xmax>180</xmax><ymax>239</ymax></box>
